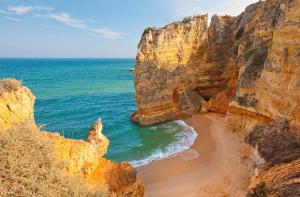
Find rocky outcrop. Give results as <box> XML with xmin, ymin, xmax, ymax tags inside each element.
<box><xmin>86</xmin><ymin>118</ymin><xmax>109</xmax><ymax>147</ymax></box>
<box><xmin>0</xmin><ymin>79</ymin><xmax>144</xmax><ymax>196</ymax></box>
<box><xmin>0</xmin><ymin>79</ymin><xmax>35</xmax><ymax>131</ymax></box>
<box><xmin>245</xmin><ymin>119</ymin><xmax>300</xmax><ymax>196</ymax></box>
<box><xmin>226</xmin><ymin>0</ymin><xmax>300</xmax><ymax>134</ymax></box>
<box><xmin>133</xmin><ymin>0</ymin><xmax>300</xmax><ymax>130</ymax></box>
<box><xmin>133</xmin><ymin>15</ymin><xmax>236</xmax><ymax>125</ymax></box>
<box><xmin>44</xmin><ymin>126</ymin><xmax>143</xmax><ymax>196</ymax></box>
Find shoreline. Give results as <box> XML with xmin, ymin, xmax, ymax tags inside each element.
<box><xmin>136</xmin><ymin>113</ymin><xmax>251</xmax><ymax>196</ymax></box>
<box><xmin>130</xmin><ymin>120</ymin><xmax>198</xmax><ymax>168</ymax></box>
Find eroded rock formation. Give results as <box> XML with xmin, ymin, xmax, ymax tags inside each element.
<box><xmin>133</xmin><ymin>15</ymin><xmax>236</xmax><ymax>125</ymax></box>
<box><xmin>133</xmin><ymin>0</ymin><xmax>300</xmax><ymax>195</ymax></box>
<box><xmin>133</xmin><ymin>0</ymin><xmax>300</xmax><ymax>130</ymax></box>
<box><xmin>0</xmin><ymin>79</ymin><xmax>35</xmax><ymax>131</ymax></box>
<box><xmin>245</xmin><ymin>119</ymin><xmax>300</xmax><ymax>196</ymax></box>
<box><xmin>226</xmin><ymin>0</ymin><xmax>300</xmax><ymax>134</ymax></box>
<box><xmin>0</xmin><ymin>79</ymin><xmax>144</xmax><ymax>196</ymax></box>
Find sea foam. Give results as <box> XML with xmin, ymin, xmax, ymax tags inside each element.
<box><xmin>130</xmin><ymin>120</ymin><xmax>198</xmax><ymax>167</ymax></box>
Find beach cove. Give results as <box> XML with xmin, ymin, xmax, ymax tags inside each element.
<box><xmin>138</xmin><ymin>113</ymin><xmax>251</xmax><ymax>196</ymax></box>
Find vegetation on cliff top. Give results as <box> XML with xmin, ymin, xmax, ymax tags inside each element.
<box><xmin>0</xmin><ymin>78</ymin><xmax>22</xmax><ymax>95</ymax></box>
<box><xmin>142</xmin><ymin>27</ymin><xmax>156</xmax><ymax>36</ymax></box>
<box><xmin>0</xmin><ymin>123</ymin><xmax>108</xmax><ymax>196</ymax></box>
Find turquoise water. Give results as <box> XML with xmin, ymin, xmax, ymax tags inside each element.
<box><xmin>0</xmin><ymin>58</ymin><xmax>197</xmax><ymax>166</ymax></box>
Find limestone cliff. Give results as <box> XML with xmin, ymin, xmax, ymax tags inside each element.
<box><xmin>133</xmin><ymin>0</ymin><xmax>300</xmax><ymax>130</ymax></box>
<box><xmin>133</xmin><ymin>15</ymin><xmax>236</xmax><ymax>125</ymax></box>
<box><xmin>0</xmin><ymin>79</ymin><xmax>35</xmax><ymax>131</ymax></box>
<box><xmin>226</xmin><ymin>0</ymin><xmax>300</xmax><ymax>134</ymax></box>
<box><xmin>245</xmin><ymin>119</ymin><xmax>300</xmax><ymax>196</ymax></box>
<box><xmin>133</xmin><ymin>0</ymin><xmax>300</xmax><ymax>195</ymax></box>
<box><xmin>0</xmin><ymin>79</ymin><xmax>144</xmax><ymax>196</ymax></box>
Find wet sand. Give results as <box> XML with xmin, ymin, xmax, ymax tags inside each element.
<box><xmin>137</xmin><ymin>113</ymin><xmax>250</xmax><ymax>197</ymax></box>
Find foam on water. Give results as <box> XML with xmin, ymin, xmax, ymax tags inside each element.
<box><xmin>130</xmin><ymin>120</ymin><xmax>198</xmax><ymax>167</ymax></box>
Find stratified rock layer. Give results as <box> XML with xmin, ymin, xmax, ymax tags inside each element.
<box><xmin>226</xmin><ymin>0</ymin><xmax>300</xmax><ymax>134</ymax></box>
<box><xmin>133</xmin><ymin>15</ymin><xmax>236</xmax><ymax>125</ymax></box>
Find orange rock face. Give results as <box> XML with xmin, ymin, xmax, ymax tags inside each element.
<box><xmin>133</xmin><ymin>15</ymin><xmax>236</xmax><ymax>125</ymax></box>
<box><xmin>0</xmin><ymin>80</ymin><xmax>144</xmax><ymax>196</ymax></box>
<box><xmin>43</xmin><ymin>131</ymin><xmax>144</xmax><ymax>196</ymax></box>
<box><xmin>0</xmin><ymin>81</ymin><xmax>35</xmax><ymax>131</ymax></box>
<box><xmin>226</xmin><ymin>0</ymin><xmax>300</xmax><ymax>134</ymax></box>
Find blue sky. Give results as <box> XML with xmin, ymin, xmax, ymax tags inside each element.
<box><xmin>0</xmin><ymin>0</ymin><xmax>258</xmax><ymax>58</ymax></box>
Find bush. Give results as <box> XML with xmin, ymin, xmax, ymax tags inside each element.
<box><xmin>182</xmin><ymin>16</ymin><xmax>193</xmax><ymax>23</ymax></box>
<box><xmin>246</xmin><ymin>183</ymin><xmax>269</xmax><ymax>197</ymax></box>
<box><xmin>235</xmin><ymin>27</ymin><xmax>244</xmax><ymax>39</ymax></box>
<box><xmin>0</xmin><ymin>78</ymin><xmax>22</xmax><ymax>95</ymax></box>
<box><xmin>142</xmin><ymin>27</ymin><xmax>156</xmax><ymax>36</ymax></box>
<box><xmin>0</xmin><ymin>124</ymin><xmax>108</xmax><ymax>196</ymax></box>
<box><xmin>244</xmin><ymin>49</ymin><xmax>257</xmax><ymax>61</ymax></box>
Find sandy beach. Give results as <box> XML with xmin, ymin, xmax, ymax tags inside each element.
<box><xmin>137</xmin><ymin>113</ymin><xmax>250</xmax><ymax>197</ymax></box>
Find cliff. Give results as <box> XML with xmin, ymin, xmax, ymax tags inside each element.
<box><xmin>132</xmin><ymin>15</ymin><xmax>236</xmax><ymax>125</ymax></box>
<box><xmin>133</xmin><ymin>0</ymin><xmax>300</xmax><ymax>129</ymax></box>
<box><xmin>226</xmin><ymin>0</ymin><xmax>300</xmax><ymax>134</ymax></box>
<box><xmin>0</xmin><ymin>79</ymin><xmax>35</xmax><ymax>131</ymax></box>
<box><xmin>133</xmin><ymin>0</ymin><xmax>300</xmax><ymax>195</ymax></box>
<box><xmin>0</xmin><ymin>79</ymin><xmax>143</xmax><ymax>196</ymax></box>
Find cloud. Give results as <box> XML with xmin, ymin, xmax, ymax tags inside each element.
<box><xmin>168</xmin><ymin>0</ymin><xmax>259</xmax><ymax>18</ymax></box>
<box><xmin>37</xmin><ymin>12</ymin><xmax>121</xmax><ymax>39</ymax></box>
<box><xmin>91</xmin><ymin>28</ymin><xmax>122</xmax><ymax>39</ymax></box>
<box><xmin>45</xmin><ymin>13</ymin><xmax>87</xmax><ymax>28</ymax></box>
<box><xmin>5</xmin><ymin>17</ymin><xmax>22</xmax><ymax>22</ymax></box>
<box><xmin>8</xmin><ymin>5</ymin><xmax>52</xmax><ymax>15</ymax></box>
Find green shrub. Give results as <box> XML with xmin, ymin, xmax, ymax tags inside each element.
<box><xmin>244</xmin><ymin>49</ymin><xmax>257</xmax><ymax>61</ymax></box>
<box><xmin>235</xmin><ymin>27</ymin><xmax>244</xmax><ymax>39</ymax></box>
<box><xmin>182</xmin><ymin>16</ymin><xmax>193</xmax><ymax>23</ymax></box>
<box><xmin>246</xmin><ymin>183</ymin><xmax>269</xmax><ymax>197</ymax></box>
<box><xmin>142</xmin><ymin>27</ymin><xmax>156</xmax><ymax>36</ymax></box>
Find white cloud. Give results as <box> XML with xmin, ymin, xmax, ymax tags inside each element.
<box><xmin>5</xmin><ymin>17</ymin><xmax>22</xmax><ymax>22</ymax></box>
<box><xmin>8</xmin><ymin>5</ymin><xmax>33</xmax><ymax>15</ymax></box>
<box><xmin>168</xmin><ymin>0</ymin><xmax>259</xmax><ymax>18</ymax></box>
<box><xmin>91</xmin><ymin>28</ymin><xmax>122</xmax><ymax>39</ymax></box>
<box><xmin>45</xmin><ymin>13</ymin><xmax>87</xmax><ymax>28</ymax></box>
<box><xmin>37</xmin><ymin>12</ymin><xmax>121</xmax><ymax>39</ymax></box>
<box><xmin>8</xmin><ymin>5</ymin><xmax>52</xmax><ymax>15</ymax></box>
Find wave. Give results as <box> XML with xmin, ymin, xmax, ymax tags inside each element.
<box><xmin>129</xmin><ymin>120</ymin><xmax>198</xmax><ymax>168</ymax></box>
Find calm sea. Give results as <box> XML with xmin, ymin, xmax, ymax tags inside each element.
<box><xmin>0</xmin><ymin>58</ymin><xmax>197</xmax><ymax>167</ymax></box>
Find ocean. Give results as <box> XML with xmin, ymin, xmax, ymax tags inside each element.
<box><xmin>0</xmin><ymin>58</ymin><xmax>197</xmax><ymax>167</ymax></box>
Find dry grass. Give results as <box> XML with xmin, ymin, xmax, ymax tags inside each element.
<box><xmin>0</xmin><ymin>123</ymin><xmax>108</xmax><ymax>197</ymax></box>
<box><xmin>0</xmin><ymin>78</ymin><xmax>22</xmax><ymax>95</ymax></box>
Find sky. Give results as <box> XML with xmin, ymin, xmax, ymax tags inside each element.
<box><xmin>0</xmin><ymin>0</ymin><xmax>258</xmax><ymax>58</ymax></box>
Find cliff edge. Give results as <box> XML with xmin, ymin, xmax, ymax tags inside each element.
<box><xmin>0</xmin><ymin>79</ymin><xmax>144</xmax><ymax>196</ymax></box>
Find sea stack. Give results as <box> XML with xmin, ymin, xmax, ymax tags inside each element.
<box><xmin>86</xmin><ymin>118</ymin><xmax>109</xmax><ymax>147</ymax></box>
